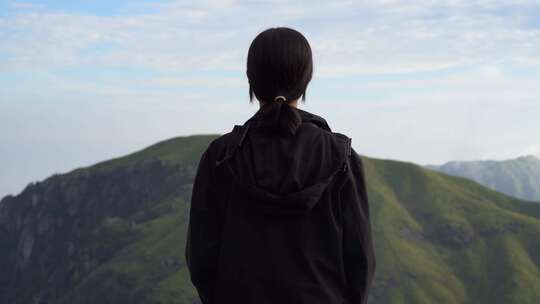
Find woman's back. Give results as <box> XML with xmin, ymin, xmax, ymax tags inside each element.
<box><xmin>186</xmin><ymin>108</ymin><xmax>376</xmax><ymax>304</ymax></box>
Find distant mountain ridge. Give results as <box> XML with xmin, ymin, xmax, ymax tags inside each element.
<box><xmin>1</xmin><ymin>136</ymin><xmax>540</xmax><ymax>303</ymax></box>
<box><xmin>426</xmin><ymin>155</ymin><xmax>540</xmax><ymax>202</ymax></box>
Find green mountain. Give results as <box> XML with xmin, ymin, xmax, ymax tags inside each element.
<box><xmin>426</xmin><ymin>155</ymin><xmax>540</xmax><ymax>202</ymax></box>
<box><xmin>1</xmin><ymin>135</ymin><xmax>540</xmax><ymax>304</ymax></box>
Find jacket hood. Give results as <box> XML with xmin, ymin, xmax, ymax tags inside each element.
<box><xmin>217</xmin><ymin>108</ymin><xmax>351</xmax><ymax>216</ymax></box>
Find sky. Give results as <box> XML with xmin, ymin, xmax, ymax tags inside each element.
<box><xmin>1</xmin><ymin>0</ymin><xmax>540</xmax><ymax>199</ymax></box>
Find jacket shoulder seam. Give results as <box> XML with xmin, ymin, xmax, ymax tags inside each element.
<box><xmin>332</xmin><ymin>132</ymin><xmax>352</xmax><ymax>159</ymax></box>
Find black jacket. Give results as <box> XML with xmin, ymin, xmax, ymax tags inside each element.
<box><xmin>185</xmin><ymin>108</ymin><xmax>376</xmax><ymax>304</ymax></box>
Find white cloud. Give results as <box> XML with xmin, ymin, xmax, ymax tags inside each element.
<box><xmin>145</xmin><ymin>77</ymin><xmax>245</xmax><ymax>88</ymax></box>
<box><xmin>1</xmin><ymin>0</ymin><xmax>540</xmax><ymax>77</ymax></box>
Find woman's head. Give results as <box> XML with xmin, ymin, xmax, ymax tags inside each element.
<box><xmin>246</xmin><ymin>27</ymin><xmax>313</xmax><ymax>136</ymax></box>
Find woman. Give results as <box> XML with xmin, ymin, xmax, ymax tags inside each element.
<box><xmin>185</xmin><ymin>27</ymin><xmax>376</xmax><ymax>304</ymax></box>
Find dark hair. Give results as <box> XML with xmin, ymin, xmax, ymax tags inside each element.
<box><xmin>246</xmin><ymin>27</ymin><xmax>313</xmax><ymax>136</ymax></box>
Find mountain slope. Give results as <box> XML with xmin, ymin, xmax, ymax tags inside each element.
<box><xmin>0</xmin><ymin>134</ymin><xmax>218</xmax><ymax>304</ymax></box>
<box><xmin>426</xmin><ymin>155</ymin><xmax>540</xmax><ymax>202</ymax></box>
<box><xmin>366</xmin><ymin>157</ymin><xmax>540</xmax><ymax>303</ymax></box>
<box><xmin>1</xmin><ymin>135</ymin><xmax>540</xmax><ymax>304</ymax></box>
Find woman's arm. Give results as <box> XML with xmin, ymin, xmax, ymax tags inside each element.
<box><xmin>340</xmin><ymin>148</ymin><xmax>377</xmax><ymax>304</ymax></box>
<box><xmin>185</xmin><ymin>145</ymin><xmax>220</xmax><ymax>304</ymax></box>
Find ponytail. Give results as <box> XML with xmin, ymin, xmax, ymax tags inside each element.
<box><xmin>255</xmin><ymin>95</ymin><xmax>302</xmax><ymax>137</ymax></box>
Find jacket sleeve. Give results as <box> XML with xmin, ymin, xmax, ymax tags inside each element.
<box><xmin>185</xmin><ymin>145</ymin><xmax>221</xmax><ymax>304</ymax></box>
<box><xmin>340</xmin><ymin>148</ymin><xmax>376</xmax><ymax>304</ymax></box>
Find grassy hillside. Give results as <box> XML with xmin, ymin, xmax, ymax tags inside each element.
<box><xmin>365</xmin><ymin>158</ymin><xmax>540</xmax><ymax>303</ymax></box>
<box><xmin>1</xmin><ymin>135</ymin><xmax>540</xmax><ymax>303</ymax></box>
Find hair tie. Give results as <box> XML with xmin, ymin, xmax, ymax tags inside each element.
<box><xmin>274</xmin><ymin>95</ymin><xmax>287</xmax><ymax>102</ymax></box>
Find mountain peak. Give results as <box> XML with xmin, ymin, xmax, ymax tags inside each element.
<box><xmin>428</xmin><ymin>154</ymin><xmax>540</xmax><ymax>202</ymax></box>
<box><xmin>517</xmin><ymin>154</ymin><xmax>540</xmax><ymax>161</ymax></box>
